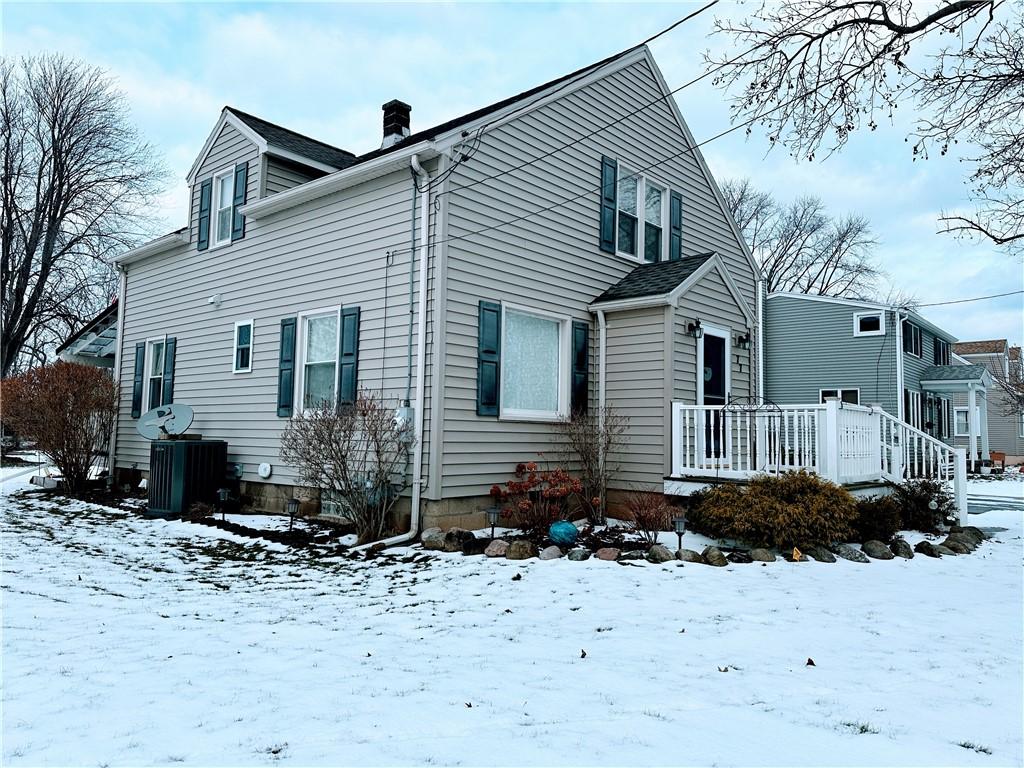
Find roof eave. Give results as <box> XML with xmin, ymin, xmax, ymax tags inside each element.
<box><xmin>113</xmin><ymin>230</ymin><xmax>189</xmax><ymax>266</ymax></box>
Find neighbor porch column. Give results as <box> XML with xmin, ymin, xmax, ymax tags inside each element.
<box><xmin>979</xmin><ymin>391</ymin><xmax>990</xmax><ymax>461</ymax></box>
<box><xmin>967</xmin><ymin>384</ymin><xmax>978</xmax><ymax>472</ymax></box>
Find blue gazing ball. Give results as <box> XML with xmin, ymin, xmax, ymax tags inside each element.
<box><xmin>548</xmin><ymin>520</ymin><xmax>579</xmax><ymax>547</ymax></box>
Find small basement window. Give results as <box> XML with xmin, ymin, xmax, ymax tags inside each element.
<box><xmin>853</xmin><ymin>311</ymin><xmax>885</xmax><ymax>337</ymax></box>
<box><xmin>233</xmin><ymin>320</ymin><xmax>253</xmax><ymax>373</ymax></box>
<box><xmin>820</xmin><ymin>388</ymin><xmax>860</xmax><ymax>405</ymax></box>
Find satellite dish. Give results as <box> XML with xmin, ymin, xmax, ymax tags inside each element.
<box><xmin>136</xmin><ymin>403</ymin><xmax>195</xmax><ymax>440</ymax></box>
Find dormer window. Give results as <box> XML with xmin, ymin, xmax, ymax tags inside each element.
<box><xmin>616</xmin><ymin>168</ymin><xmax>666</xmax><ymax>263</ymax></box>
<box><xmin>213</xmin><ymin>169</ymin><xmax>234</xmax><ymax>247</ymax></box>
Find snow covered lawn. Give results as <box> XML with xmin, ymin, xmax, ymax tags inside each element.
<box><xmin>2</xmin><ymin>478</ymin><xmax>1021</xmax><ymax>767</ymax></box>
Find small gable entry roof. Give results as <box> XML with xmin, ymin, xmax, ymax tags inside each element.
<box><xmin>590</xmin><ymin>252</ymin><xmax>755</xmax><ymax>325</ymax></box>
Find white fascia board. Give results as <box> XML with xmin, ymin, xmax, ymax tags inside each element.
<box><xmin>112</xmin><ymin>230</ymin><xmax>189</xmax><ymax>266</ymax></box>
<box><xmin>241</xmin><ymin>142</ymin><xmax>438</xmax><ymax>219</ymax></box>
<box><xmin>187</xmin><ymin>110</ymin><xmax>267</xmax><ymax>184</ymax></box>
<box><xmin>907</xmin><ymin>310</ymin><xmax>957</xmax><ymax>343</ymax></box>
<box><xmin>588</xmin><ymin>294</ymin><xmax>670</xmax><ymax>313</ymax></box>
<box><xmin>766</xmin><ymin>291</ymin><xmax>891</xmax><ymax>311</ymax></box>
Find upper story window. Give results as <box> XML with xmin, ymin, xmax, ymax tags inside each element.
<box><xmin>213</xmin><ymin>169</ymin><xmax>234</xmax><ymax>247</ymax></box>
<box><xmin>233</xmin><ymin>320</ymin><xmax>253</xmax><ymax>373</ymax></box>
<box><xmin>616</xmin><ymin>169</ymin><xmax>666</xmax><ymax>263</ymax></box>
<box><xmin>853</xmin><ymin>311</ymin><xmax>885</xmax><ymax>337</ymax></box>
<box><xmin>933</xmin><ymin>338</ymin><xmax>950</xmax><ymax>366</ymax></box>
<box><xmin>902</xmin><ymin>322</ymin><xmax>922</xmax><ymax>357</ymax></box>
<box><xmin>500</xmin><ymin>305</ymin><xmax>569</xmax><ymax>421</ymax></box>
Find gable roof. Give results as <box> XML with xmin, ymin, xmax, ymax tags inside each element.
<box><xmin>225</xmin><ymin>107</ymin><xmax>357</xmax><ymax>171</ymax></box>
<box><xmin>594</xmin><ymin>253</ymin><xmax>713</xmax><ymax>303</ymax></box>
<box><xmin>953</xmin><ymin>339</ymin><xmax>1007</xmax><ymax>356</ymax></box>
<box><xmin>56</xmin><ymin>300</ymin><xmax>118</xmax><ymax>357</ymax></box>
<box><xmin>920</xmin><ymin>364</ymin><xmax>991</xmax><ymax>389</ymax></box>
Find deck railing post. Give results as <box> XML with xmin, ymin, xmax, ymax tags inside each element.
<box><xmin>954</xmin><ymin>447</ymin><xmax>967</xmax><ymax>526</ymax></box>
<box><xmin>823</xmin><ymin>398</ymin><xmax>841</xmax><ymax>483</ymax></box>
<box><xmin>755</xmin><ymin>413</ymin><xmax>769</xmax><ymax>472</ymax></box>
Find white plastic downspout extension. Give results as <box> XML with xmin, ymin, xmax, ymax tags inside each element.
<box><xmin>353</xmin><ymin>155</ymin><xmax>430</xmax><ymax>552</ymax></box>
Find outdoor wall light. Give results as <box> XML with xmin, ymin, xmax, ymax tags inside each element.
<box><xmin>687</xmin><ymin>319</ymin><xmax>704</xmax><ymax>338</ymax></box>
<box><xmin>672</xmin><ymin>512</ymin><xmax>687</xmax><ymax>551</ymax></box>
<box><xmin>485</xmin><ymin>506</ymin><xmax>501</xmax><ymax>539</ymax></box>
<box><xmin>735</xmin><ymin>332</ymin><xmax>751</xmax><ymax>350</ymax></box>
<box><xmin>286</xmin><ymin>497</ymin><xmax>300</xmax><ymax>531</ymax></box>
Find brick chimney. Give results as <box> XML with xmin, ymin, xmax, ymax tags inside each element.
<box><xmin>381</xmin><ymin>100</ymin><xmax>411</xmax><ymax>148</ymax></box>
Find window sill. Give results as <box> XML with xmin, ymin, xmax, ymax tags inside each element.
<box><xmin>854</xmin><ymin>331</ymin><xmax>885</xmax><ymax>338</ymax></box>
<box><xmin>499</xmin><ymin>411</ymin><xmax>566</xmax><ymax>424</ymax></box>
<box><xmin>232</xmin><ymin>368</ymin><xmax>252</xmax><ymax>375</ymax></box>
<box><xmin>208</xmin><ymin>239</ymin><xmax>232</xmax><ymax>252</ymax></box>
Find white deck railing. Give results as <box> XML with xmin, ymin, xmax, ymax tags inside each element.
<box><xmin>670</xmin><ymin>400</ymin><xmax>967</xmax><ymax>519</ymax></box>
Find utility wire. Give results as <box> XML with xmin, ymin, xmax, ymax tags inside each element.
<box><xmin>918</xmin><ymin>290</ymin><xmax>1024</xmax><ymax>307</ymax></box>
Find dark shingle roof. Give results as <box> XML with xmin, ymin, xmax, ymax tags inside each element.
<box><xmin>226</xmin><ymin>107</ymin><xmax>357</xmax><ymax>171</ymax></box>
<box><xmin>593</xmin><ymin>253</ymin><xmax>714</xmax><ymax>304</ymax></box>
<box><xmin>953</xmin><ymin>339</ymin><xmax>1007</xmax><ymax>356</ymax></box>
<box><xmin>56</xmin><ymin>300</ymin><xmax>118</xmax><ymax>355</ymax></box>
<box><xmin>920</xmin><ymin>364</ymin><xmax>988</xmax><ymax>382</ymax></box>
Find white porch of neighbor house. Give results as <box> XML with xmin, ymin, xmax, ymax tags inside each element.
<box><xmin>920</xmin><ymin>364</ymin><xmax>992</xmax><ymax>472</ymax></box>
<box><xmin>665</xmin><ymin>399</ymin><xmax>968</xmax><ymax>522</ymax></box>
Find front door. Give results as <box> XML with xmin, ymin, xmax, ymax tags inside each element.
<box><xmin>698</xmin><ymin>327</ymin><xmax>730</xmax><ymax>461</ymax></box>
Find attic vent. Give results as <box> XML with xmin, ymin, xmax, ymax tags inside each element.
<box><xmin>381</xmin><ymin>100</ymin><xmax>411</xmax><ymax>148</ymax></box>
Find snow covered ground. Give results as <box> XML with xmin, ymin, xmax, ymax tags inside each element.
<box><xmin>2</xmin><ymin>476</ymin><xmax>1021</xmax><ymax>767</ymax></box>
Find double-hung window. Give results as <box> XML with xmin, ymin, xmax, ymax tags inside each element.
<box><xmin>616</xmin><ymin>169</ymin><xmax>666</xmax><ymax>263</ymax></box>
<box><xmin>213</xmin><ymin>169</ymin><xmax>234</xmax><ymax>247</ymax></box>
<box><xmin>500</xmin><ymin>306</ymin><xmax>569</xmax><ymax>421</ymax></box>
<box><xmin>933</xmin><ymin>338</ymin><xmax>950</xmax><ymax>366</ymax></box>
<box><xmin>903</xmin><ymin>322</ymin><xmax>922</xmax><ymax>357</ymax></box>
<box><xmin>145</xmin><ymin>337</ymin><xmax>165</xmax><ymax>410</ymax></box>
<box><xmin>299</xmin><ymin>310</ymin><xmax>339</xmax><ymax>409</ymax></box>
<box><xmin>954</xmin><ymin>407</ymin><xmax>980</xmax><ymax>438</ymax></box>
<box><xmin>820</xmin><ymin>388</ymin><xmax>860</xmax><ymax>405</ymax></box>
<box><xmin>233</xmin><ymin>320</ymin><xmax>253</xmax><ymax>373</ymax></box>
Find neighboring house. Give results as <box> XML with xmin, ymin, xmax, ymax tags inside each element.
<box><xmin>107</xmin><ymin>46</ymin><xmax>765</xmax><ymax>528</ymax></box>
<box><xmin>763</xmin><ymin>292</ymin><xmax>991</xmax><ymax>468</ymax></box>
<box><xmin>953</xmin><ymin>340</ymin><xmax>1024</xmax><ymax>462</ymax></box>
<box><xmin>56</xmin><ymin>301</ymin><xmax>119</xmax><ymax>368</ymax></box>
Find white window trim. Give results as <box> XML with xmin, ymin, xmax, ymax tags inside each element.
<box><xmin>819</xmin><ymin>387</ymin><xmax>861</xmax><ymax>405</ymax></box>
<box><xmin>210</xmin><ymin>166</ymin><xmax>235</xmax><ymax>249</ymax></box>
<box><xmin>614</xmin><ymin>165</ymin><xmax>669</xmax><ymax>264</ymax></box>
<box><xmin>953</xmin><ymin>406</ymin><xmax>979</xmax><ymax>438</ymax></box>
<box><xmin>903</xmin><ymin>322</ymin><xmax>923</xmax><ymax>358</ymax></box>
<box><xmin>499</xmin><ymin>303</ymin><xmax>571</xmax><ymax>423</ymax></box>
<box><xmin>1018</xmin><ymin>411</ymin><xmax>1024</xmax><ymax>439</ymax></box>
<box><xmin>853</xmin><ymin>311</ymin><xmax>885</xmax><ymax>337</ymax></box>
<box><xmin>232</xmin><ymin>319</ymin><xmax>254</xmax><ymax>374</ymax></box>
<box><xmin>294</xmin><ymin>306</ymin><xmax>341</xmax><ymax>414</ymax></box>
<box><xmin>144</xmin><ymin>335</ymin><xmax>167</xmax><ymax>412</ymax></box>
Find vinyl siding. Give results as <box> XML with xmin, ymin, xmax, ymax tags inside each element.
<box><xmin>764</xmin><ymin>297</ymin><xmax>898</xmax><ymax>414</ymax></box>
<box><xmin>951</xmin><ymin>354</ymin><xmax>1024</xmax><ymax>456</ymax></box>
<box><xmin>439</xmin><ymin>56</ymin><xmax>756</xmax><ymax>497</ymax></box>
<box><xmin>189</xmin><ymin>123</ymin><xmax>260</xmax><ymax>243</ymax></box>
<box><xmin>263</xmin><ymin>155</ymin><xmax>324</xmax><ymax>196</ymax></box>
<box><xmin>116</xmin><ymin>160</ymin><xmax>440</xmax><ymax>493</ymax></box>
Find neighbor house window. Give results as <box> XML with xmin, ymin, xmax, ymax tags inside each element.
<box><xmin>1019</xmin><ymin>411</ymin><xmax>1024</xmax><ymax>439</ymax></box>
<box><xmin>500</xmin><ymin>306</ymin><xmax>569</xmax><ymax>420</ymax></box>
<box><xmin>233</xmin><ymin>320</ymin><xmax>253</xmax><ymax>373</ymax></box>
<box><xmin>299</xmin><ymin>310</ymin><xmax>339</xmax><ymax>409</ymax></box>
<box><xmin>933</xmin><ymin>338</ymin><xmax>950</xmax><ymax>366</ymax></box>
<box><xmin>903</xmin><ymin>388</ymin><xmax>923</xmax><ymax>429</ymax></box>
<box><xmin>213</xmin><ymin>168</ymin><xmax>234</xmax><ymax>247</ymax></box>
<box><xmin>853</xmin><ymin>311</ymin><xmax>885</xmax><ymax>337</ymax></box>
<box><xmin>616</xmin><ymin>168</ymin><xmax>665</xmax><ymax>262</ymax></box>
<box><xmin>145</xmin><ymin>337</ymin><xmax>165</xmax><ymax>410</ymax></box>
<box><xmin>902</xmin><ymin>322</ymin><xmax>922</xmax><ymax>357</ymax></box>
<box><xmin>954</xmin><ymin>407</ymin><xmax>970</xmax><ymax>437</ymax></box>
<box><xmin>820</xmin><ymin>388</ymin><xmax>860</xmax><ymax>405</ymax></box>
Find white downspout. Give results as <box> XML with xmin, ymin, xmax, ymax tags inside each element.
<box><xmin>597</xmin><ymin>310</ymin><xmax>608</xmax><ymax>418</ymax></box>
<box><xmin>895</xmin><ymin>310</ymin><xmax>905</xmax><ymax>422</ymax></box>
<box><xmin>108</xmin><ymin>267</ymin><xmax>128</xmax><ymax>476</ymax></box>
<box><xmin>354</xmin><ymin>154</ymin><xmax>430</xmax><ymax>551</ymax></box>
<box><xmin>756</xmin><ymin>280</ymin><xmax>764</xmax><ymax>400</ymax></box>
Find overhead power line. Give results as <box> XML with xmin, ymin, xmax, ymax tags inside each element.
<box><xmin>918</xmin><ymin>290</ymin><xmax>1024</xmax><ymax>307</ymax></box>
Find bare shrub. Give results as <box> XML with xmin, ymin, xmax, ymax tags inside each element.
<box><xmin>280</xmin><ymin>389</ymin><xmax>414</xmax><ymax>545</ymax></box>
<box><xmin>625</xmin><ymin>491</ymin><xmax>671</xmax><ymax>547</ymax></box>
<box><xmin>556</xmin><ymin>405</ymin><xmax>628</xmax><ymax>525</ymax></box>
<box><xmin>2</xmin><ymin>361</ymin><xmax>116</xmax><ymax>493</ymax></box>
<box><xmin>489</xmin><ymin>461</ymin><xmax>581</xmax><ymax>535</ymax></box>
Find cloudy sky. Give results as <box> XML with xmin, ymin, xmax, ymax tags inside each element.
<box><xmin>5</xmin><ymin>1</ymin><xmax>1021</xmax><ymax>345</ymax></box>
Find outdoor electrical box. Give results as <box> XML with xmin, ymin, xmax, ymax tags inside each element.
<box><xmin>147</xmin><ymin>439</ymin><xmax>228</xmax><ymax>518</ymax></box>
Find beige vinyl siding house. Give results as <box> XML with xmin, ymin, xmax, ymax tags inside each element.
<box><xmin>109</xmin><ymin>45</ymin><xmax>761</xmax><ymax>527</ymax></box>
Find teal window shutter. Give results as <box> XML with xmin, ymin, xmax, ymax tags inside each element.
<box><xmin>161</xmin><ymin>337</ymin><xmax>176</xmax><ymax>405</ymax></box>
<box><xmin>338</xmin><ymin>306</ymin><xmax>360</xmax><ymax>405</ymax></box>
<box><xmin>477</xmin><ymin>300</ymin><xmax>501</xmax><ymax>416</ymax></box>
<box><xmin>197</xmin><ymin>179</ymin><xmax>212</xmax><ymax>251</ymax></box>
<box><xmin>571</xmin><ymin>320</ymin><xmax>589</xmax><ymax>415</ymax></box>
<box><xmin>669</xmin><ymin>191</ymin><xmax>683</xmax><ymax>261</ymax></box>
<box><xmin>231</xmin><ymin>162</ymin><xmax>248</xmax><ymax>242</ymax></box>
<box><xmin>277</xmin><ymin>318</ymin><xmax>297</xmax><ymax>417</ymax></box>
<box><xmin>599</xmin><ymin>156</ymin><xmax>617</xmax><ymax>253</ymax></box>
<box><xmin>131</xmin><ymin>342</ymin><xmax>146</xmax><ymax>418</ymax></box>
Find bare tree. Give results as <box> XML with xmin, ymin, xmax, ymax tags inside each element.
<box><xmin>1</xmin><ymin>55</ymin><xmax>165</xmax><ymax>376</ymax></box>
<box><xmin>280</xmin><ymin>390</ymin><xmax>415</xmax><ymax>545</ymax></box>
<box><xmin>707</xmin><ymin>1</ymin><xmax>1023</xmax><ymax>255</ymax></box>
<box><xmin>721</xmin><ymin>178</ymin><xmax>881</xmax><ymax>298</ymax></box>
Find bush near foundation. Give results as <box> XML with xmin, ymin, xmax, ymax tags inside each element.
<box><xmin>687</xmin><ymin>471</ymin><xmax>857</xmax><ymax>549</ymax></box>
<box><xmin>890</xmin><ymin>478</ymin><xmax>957</xmax><ymax>533</ymax></box>
<box><xmin>851</xmin><ymin>495</ymin><xmax>903</xmax><ymax>543</ymax></box>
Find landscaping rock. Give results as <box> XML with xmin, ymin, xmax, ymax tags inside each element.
<box><xmin>702</xmin><ymin>546</ymin><xmax>728</xmax><ymax>567</ymax></box>
<box><xmin>484</xmin><ymin>539</ymin><xmax>509</xmax><ymax>558</ymax></box>
<box><xmin>940</xmin><ymin>538</ymin><xmax>971</xmax><ymax>555</ymax></box>
<box><xmin>676</xmin><ymin>548</ymin><xmax>703</xmax><ymax>563</ymax></box>
<box><xmin>951</xmin><ymin>525</ymin><xmax>989</xmax><ymax>541</ymax></box>
<box><xmin>462</xmin><ymin>537</ymin><xmax>492</xmax><ymax>556</ymax></box>
<box><xmin>595</xmin><ymin>547</ymin><xmax>620</xmax><ymax>561</ymax></box>
<box><xmin>862</xmin><ymin>540</ymin><xmax>895</xmax><ymax>560</ymax></box>
<box><xmin>749</xmin><ymin>547</ymin><xmax>776</xmax><ymax>562</ymax></box>
<box><xmin>890</xmin><ymin>538</ymin><xmax>914</xmax><ymax>559</ymax></box>
<box><xmin>830</xmin><ymin>543</ymin><xmax>870</xmax><ymax>563</ymax></box>
<box><xmin>914</xmin><ymin>540</ymin><xmax>943</xmax><ymax>558</ymax></box>
<box><xmin>421</xmin><ymin>528</ymin><xmax>445</xmax><ymax>551</ymax></box>
<box><xmin>442</xmin><ymin>528</ymin><xmax>475</xmax><ymax>553</ymax></box>
<box><xmin>618</xmin><ymin>550</ymin><xmax>647</xmax><ymax>561</ymax></box>
<box><xmin>802</xmin><ymin>544</ymin><xmax>836</xmax><ymax>563</ymax></box>
<box><xmin>934</xmin><ymin>544</ymin><xmax>958</xmax><ymax>556</ymax></box>
<box><xmin>538</xmin><ymin>545</ymin><xmax>563</xmax><ymax>561</ymax></box>
<box><xmin>572</xmin><ymin>518</ymin><xmax>589</xmax><ymax>530</ymax></box>
<box><xmin>727</xmin><ymin>550</ymin><xmax>753</xmax><ymax>564</ymax></box>
<box><xmin>647</xmin><ymin>544</ymin><xmax>675</xmax><ymax>563</ymax></box>
<box><xmin>567</xmin><ymin>548</ymin><xmax>591</xmax><ymax>561</ymax></box>
<box><xmin>944</xmin><ymin>532</ymin><xmax>978</xmax><ymax>551</ymax></box>
<box><xmin>506</xmin><ymin>540</ymin><xmax>537</xmax><ymax>560</ymax></box>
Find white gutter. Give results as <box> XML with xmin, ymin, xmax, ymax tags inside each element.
<box><xmin>108</xmin><ymin>267</ymin><xmax>128</xmax><ymax>475</ymax></box>
<box><xmin>354</xmin><ymin>154</ymin><xmax>431</xmax><ymax>551</ymax></box>
<box><xmin>112</xmin><ymin>229</ymin><xmax>188</xmax><ymax>266</ymax></box>
<box><xmin>756</xmin><ymin>279</ymin><xmax>765</xmax><ymax>400</ymax></box>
